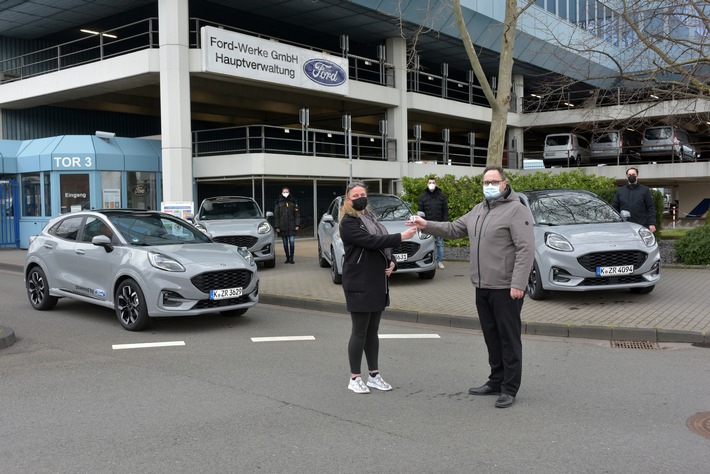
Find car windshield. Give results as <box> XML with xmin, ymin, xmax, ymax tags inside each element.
<box><xmin>645</xmin><ymin>128</ymin><xmax>671</xmax><ymax>140</ymax></box>
<box><xmin>368</xmin><ymin>195</ymin><xmax>413</xmax><ymax>221</ymax></box>
<box><xmin>527</xmin><ymin>192</ymin><xmax>622</xmax><ymax>225</ymax></box>
<box><xmin>594</xmin><ymin>132</ymin><xmax>618</xmax><ymax>144</ymax></box>
<box><xmin>108</xmin><ymin>214</ymin><xmax>212</xmax><ymax>245</ymax></box>
<box><xmin>199</xmin><ymin>200</ymin><xmax>261</xmax><ymax>220</ymax></box>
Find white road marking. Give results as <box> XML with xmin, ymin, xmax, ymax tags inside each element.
<box><xmin>251</xmin><ymin>336</ymin><xmax>316</xmax><ymax>342</ymax></box>
<box><xmin>112</xmin><ymin>341</ymin><xmax>186</xmax><ymax>350</ymax></box>
<box><xmin>378</xmin><ymin>334</ymin><xmax>441</xmax><ymax>339</ymax></box>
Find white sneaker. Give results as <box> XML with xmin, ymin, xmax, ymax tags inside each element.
<box><xmin>437</xmin><ymin>262</ymin><xmax>445</xmax><ymax>269</ymax></box>
<box><xmin>348</xmin><ymin>376</ymin><xmax>370</xmax><ymax>394</ymax></box>
<box><xmin>366</xmin><ymin>373</ymin><xmax>392</xmax><ymax>391</ymax></box>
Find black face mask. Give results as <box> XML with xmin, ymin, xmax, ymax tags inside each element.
<box><xmin>351</xmin><ymin>197</ymin><xmax>368</xmax><ymax>211</ymax></box>
<box><xmin>627</xmin><ymin>175</ymin><xmax>637</xmax><ymax>184</ymax></box>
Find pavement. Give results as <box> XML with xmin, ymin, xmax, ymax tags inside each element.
<box><xmin>1</xmin><ymin>239</ymin><xmax>709</xmax><ymax>348</ymax></box>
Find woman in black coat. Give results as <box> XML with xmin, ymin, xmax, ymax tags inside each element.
<box><xmin>339</xmin><ymin>182</ymin><xmax>417</xmax><ymax>394</ymax></box>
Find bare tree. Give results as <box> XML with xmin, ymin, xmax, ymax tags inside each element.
<box><xmin>451</xmin><ymin>0</ymin><xmax>537</xmax><ymax>166</ymax></box>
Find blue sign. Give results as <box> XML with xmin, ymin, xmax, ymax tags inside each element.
<box><xmin>303</xmin><ymin>59</ymin><xmax>346</xmax><ymax>87</ymax></box>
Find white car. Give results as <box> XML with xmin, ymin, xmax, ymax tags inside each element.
<box><xmin>317</xmin><ymin>193</ymin><xmax>436</xmax><ymax>284</ymax></box>
<box><xmin>24</xmin><ymin>209</ymin><xmax>259</xmax><ymax>331</ymax></box>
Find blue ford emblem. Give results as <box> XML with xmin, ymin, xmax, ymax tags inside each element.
<box><xmin>303</xmin><ymin>59</ymin><xmax>346</xmax><ymax>87</ymax></box>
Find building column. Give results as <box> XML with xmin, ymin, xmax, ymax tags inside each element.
<box><xmin>385</xmin><ymin>37</ymin><xmax>409</xmax><ymax>167</ymax></box>
<box><xmin>159</xmin><ymin>0</ymin><xmax>193</xmax><ymax>203</ymax></box>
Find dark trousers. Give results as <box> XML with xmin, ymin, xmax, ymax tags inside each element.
<box><xmin>475</xmin><ymin>288</ymin><xmax>524</xmax><ymax>396</ymax></box>
<box><xmin>281</xmin><ymin>235</ymin><xmax>295</xmax><ymax>258</ymax></box>
<box><xmin>348</xmin><ymin>311</ymin><xmax>382</xmax><ymax>375</ymax></box>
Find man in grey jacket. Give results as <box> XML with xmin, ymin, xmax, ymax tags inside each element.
<box><xmin>408</xmin><ymin>166</ymin><xmax>535</xmax><ymax>408</ymax></box>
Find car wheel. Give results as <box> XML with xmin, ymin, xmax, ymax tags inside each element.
<box><xmin>526</xmin><ymin>261</ymin><xmax>550</xmax><ymax>300</ymax></box>
<box><xmin>318</xmin><ymin>239</ymin><xmax>330</xmax><ymax>268</ymax></box>
<box><xmin>629</xmin><ymin>286</ymin><xmax>655</xmax><ymax>295</ymax></box>
<box><xmin>263</xmin><ymin>257</ymin><xmax>276</xmax><ymax>269</ymax></box>
<box><xmin>417</xmin><ymin>269</ymin><xmax>436</xmax><ymax>280</ymax></box>
<box><xmin>221</xmin><ymin>308</ymin><xmax>248</xmax><ymax>317</ymax></box>
<box><xmin>115</xmin><ymin>279</ymin><xmax>150</xmax><ymax>331</ymax></box>
<box><xmin>330</xmin><ymin>247</ymin><xmax>342</xmax><ymax>284</ymax></box>
<box><xmin>26</xmin><ymin>266</ymin><xmax>58</xmax><ymax>310</ymax></box>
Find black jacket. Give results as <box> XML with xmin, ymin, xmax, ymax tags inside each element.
<box><xmin>612</xmin><ymin>183</ymin><xmax>656</xmax><ymax>228</ymax></box>
<box><xmin>339</xmin><ymin>213</ymin><xmax>401</xmax><ymax>313</ymax></box>
<box><xmin>274</xmin><ymin>195</ymin><xmax>300</xmax><ymax>236</ymax></box>
<box><xmin>418</xmin><ymin>187</ymin><xmax>449</xmax><ymax>222</ymax></box>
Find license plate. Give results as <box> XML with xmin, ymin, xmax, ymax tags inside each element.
<box><xmin>210</xmin><ymin>287</ymin><xmax>243</xmax><ymax>300</ymax></box>
<box><xmin>544</xmin><ymin>152</ymin><xmax>554</xmax><ymax>157</ymax></box>
<box><xmin>394</xmin><ymin>253</ymin><xmax>408</xmax><ymax>262</ymax></box>
<box><xmin>596</xmin><ymin>265</ymin><xmax>634</xmax><ymax>276</ymax></box>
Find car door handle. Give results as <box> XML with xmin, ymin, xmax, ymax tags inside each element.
<box><xmin>75</xmin><ymin>249</ymin><xmax>85</xmax><ymax>255</ymax></box>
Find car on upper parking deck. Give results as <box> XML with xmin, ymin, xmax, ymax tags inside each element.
<box><xmin>317</xmin><ymin>193</ymin><xmax>436</xmax><ymax>284</ymax></box>
<box><xmin>24</xmin><ymin>209</ymin><xmax>259</xmax><ymax>331</ymax></box>
<box><xmin>518</xmin><ymin>189</ymin><xmax>660</xmax><ymax>300</ymax></box>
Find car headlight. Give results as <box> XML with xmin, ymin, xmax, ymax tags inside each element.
<box><xmin>545</xmin><ymin>232</ymin><xmax>573</xmax><ymax>252</ymax></box>
<box><xmin>257</xmin><ymin>221</ymin><xmax>272</xmax><ymax>234</ymax></box>
<box><xmin>417</xmin><ymin>230</ymin><xmax>432</xmax><ymax>239</ymax></box>
<box><xmin>638</xmin><ymin>227</ymin><xmax>656</xmax><ymax>247</ymax></box>
<box><xmin>194</xmin><ymin>223</ymin><xmax>208</xmax><ymax>234</ymax></box>
<box><xmin>238</xmin><ymin>246</ymin><xmax>255</xmax><ymax>266</ymax></box>
<box><xmin>148</xmin><ymin>252</ymin><xmax>186</xmax><ymax>272</ymax></box>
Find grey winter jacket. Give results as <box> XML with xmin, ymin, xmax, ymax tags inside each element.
<box><xmin>424</xmin><ymin>186</ymin><xmax>535</xmax><ymax>290</ymax></box>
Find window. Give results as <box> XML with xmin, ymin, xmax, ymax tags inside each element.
<box><xmin>49</xmin><ymin>216</ymin><xmax>83</xmax><ymax>241</ymax></box>
<box><xmin>101</xmin><ymin>171</ymin><xmax>122</xmax><ymax>209</ymax></box>
<box><xmin>127</xmin><ymin>172</ymin><xmax>156</xmax><ymax>210</ymax></box>
<box><xmin>60</xmin><ymin>174</ymin><xmax>90</xmax><ymax>213</ymax></box>
<box><xmin>22</xmin><ymin>173</ymin><xmax>41</xmax><ymax>216</ymax></box>
<box><xmin>81</xmin><ymin>216</ymin><xmax>114</xmax><ymax>243</ymax></box>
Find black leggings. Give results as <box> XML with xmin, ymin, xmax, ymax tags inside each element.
<box><xmin>348</xmin><ymin>311</ymin><xmax>382</xmax><ymax>375</ymax></box>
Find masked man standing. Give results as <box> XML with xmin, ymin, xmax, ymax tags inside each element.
<box><xmin>274</xmin><ymin>186</ymin><xmax>300</xmax><ymax>264</ymax></box>
<box><xmin>418</xmin><ymin>177</ymin><xmax>449</xmax><ymax>269</ymax></box>
<box><xmin>612</xmin><ymin>167</ymin><xmax>657</xmax><ymax>233</ymax></box>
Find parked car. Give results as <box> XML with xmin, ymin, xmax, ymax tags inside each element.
<box><xmin>543</xmin><ymin>133</ymin><xmax>590</xmax><ymax>166</ymax></box>
<box><xmin>641</xmin><ymin>125</ymin><xmax>698</xmax><ymax>162</ymax></box>
<box><xmin>24</xmin><ymin>209</ymin><xmax>259</xmax><ymax>331</ymax></box>
<box><xmin>317</xmin><ymin>193</ymin><xmax>436</xmax><ymax>284</ymax></box>
<box><xmin>190</xmin><ymin>196</ymin><xmax>276</xmax><ymax>268</ymax></box>
<box><xmin>590</xmin><ymin>129</ymin><xmax>642</xmax><ymax>164</ymax></box>
<box><xmin>518</xmin><ymin>189</ymin><xmax>660</xmax><ymax>300</ymax></box>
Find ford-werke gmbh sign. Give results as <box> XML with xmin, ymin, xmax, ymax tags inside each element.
<box><xmin>201</xmin><ymin>26</ymin><xmax>349</xmax><ymax>95</ymax></box>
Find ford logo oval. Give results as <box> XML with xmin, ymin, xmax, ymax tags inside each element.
<box><xmin>131</xmin><ymin>184</ymin><xmax>150</xmax><ymax>196</ymax></box>
<box><xmin>303</xmin><ymin>59</ymin><xmax>346</xmax><ymax>87</ymax></box>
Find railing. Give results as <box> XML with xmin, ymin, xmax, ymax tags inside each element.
<box><xmin>0</xmin><ymin>18</ymin><xmax>158</xmax><ymax>83</ymax></box>
<box><xmin>408</xmin><ymin>140</ymin><xmax>489</xmax><ymax>167</ymax></box>
<box><xmin>408</xmin><ymin>70</ymin><xmax>491</xmax><ymax>108</ymax></box>
<box><xmin>193</xmin><ymin>125</ymin><xmax>396</xmax><ymax>161</ymax></box>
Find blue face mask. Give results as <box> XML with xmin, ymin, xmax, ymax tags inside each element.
<box><xmin>483</xmin><ymin>185</ymin><xmax>502</xmax><ymax>199</ymax></box>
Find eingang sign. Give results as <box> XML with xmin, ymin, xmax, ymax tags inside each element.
<box><xmin>201</xmin><ymin>26</ymin><xmax>349</xmax><ymax>95</ymax></box>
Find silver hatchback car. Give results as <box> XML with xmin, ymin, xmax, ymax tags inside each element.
<box><xmin>24</xmin><ymin>209</ymin><xmax>259</xmax><ymax>331</ymax></box>
<box><xmin>317</xmin><ymin>193</ymin><xmax>436</xmax><ymax>284</ymax></box>
<box><xmin>191</xmin><ymin>196</ymin><xmax>276</xmax><ymax>268</ymax></box>
<box><xmin>519</xmin><ymin>189</ymin><xmax>660</xmax><ymax>300</ymax></box>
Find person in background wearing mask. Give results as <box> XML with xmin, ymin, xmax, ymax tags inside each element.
<box><xmin>274</xmin><ymin>186</ymin><xmax>300</xmax><ymax>264</ymax></box>
<box><xmin>612</xmin><ymin>167</ymin><xmax>657</xmax><ymax>233</ymax></box>
<box><xmin>407</xmin><ymin>166</ymin><xmax>534</xmax><ymax>408</ymax></box>
<box><xmin>340</xmin><ymin>182</ymin><xmax>418</xmax><ymax>394</ymax></box>
<box><xmin>418</xmin><ymin>177</ymin><xmax>449</xmax><ymax>269</ymax></box>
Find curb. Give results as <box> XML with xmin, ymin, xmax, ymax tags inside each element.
<box><xmin>0</xmin><ymin>325</ymin><xmax>17</xmax><ymax>350</ymax></box>
<box><xmin>260</xmin><ymin>294</ymin><xmax>710</xmax><ymax>344</ymax></box>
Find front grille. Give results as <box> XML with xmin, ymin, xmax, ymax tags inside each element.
<box><xmin>577</xmin><ymin>251</ymin><xmax>647</xmax><ymax>272</ymax></box>
<box><xmin>580</xmin><ymin>275</ymin><xmax>646</xmax><ymax>286</ymax></box>
<box><xmin>393</xmin><ymin>241</ymin><xmax>421</xmax><ymax>257</ymax></box>
<box><xmin>191</xmin><ymin>269</ymin><xmax>253</xmax><ymax>292</ymax></box>
<box><xmin>214</xmin><ymin>235</ymin><xmax>258</xmax><ymax>248</ymax></box>
<box><xmin>396</xmin><ymin>262</ymin><xmax>418</xmax><ymax>270</ymax></box>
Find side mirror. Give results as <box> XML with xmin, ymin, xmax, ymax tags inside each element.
<box><xmin>92</xmin><ymin>234</ymin><xmax>114</xmax><ymax>252</ymax></box>
<box><xmin>417</xmin><ymin>211</ymin><xmax>426</xmax><ymax>218</ymax></box>
<box><xmin>620</xmin><ymin>210</ymin><xmax>631</xmax><ymax>221</ymax></box>
<box><xmin>266</xmin><ymin>211</ymin><xmax>274</xmax><ymax>218</ymax></box>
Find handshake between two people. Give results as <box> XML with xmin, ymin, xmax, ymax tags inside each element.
<box><xmin>399</xmin><ymin>214</ymin><xmax>428</xmax><ymax>240</ymax></box>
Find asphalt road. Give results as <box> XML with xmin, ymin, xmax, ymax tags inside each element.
<box><xmin>1</xmin><ymin>269</ymin><xmax>709</xmax><ymax>473</ymax></box>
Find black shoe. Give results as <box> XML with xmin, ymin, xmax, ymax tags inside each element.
<box><xmin>468</xmin><ymin>384</ymin><xmax>500</xmax><ymax>396</ymax></box>
<box><xmin>495</xmin><ymin>393</ymin><xmax>515</xmax><ymax>408</ymax></box>
<box><xmin>285</xmin><ymin>258</ymin><xmax>291</xmax><ymax>264</ymax></box>
<box><xmin>289</xmin><ymin>259</ymin><xmax>295</xmax><ymax>264</ymax></box>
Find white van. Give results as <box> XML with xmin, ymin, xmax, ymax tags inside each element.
<box><xmin>543</xmin><ymin>133</ymin><xmax>590</xmax><ymax>166</ymax></box>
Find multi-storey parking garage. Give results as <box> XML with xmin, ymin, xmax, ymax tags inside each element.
<box><xmin>1</xmin><ymin>1</ymin><xmax>708</xmax><ymax>247</ymax></box>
